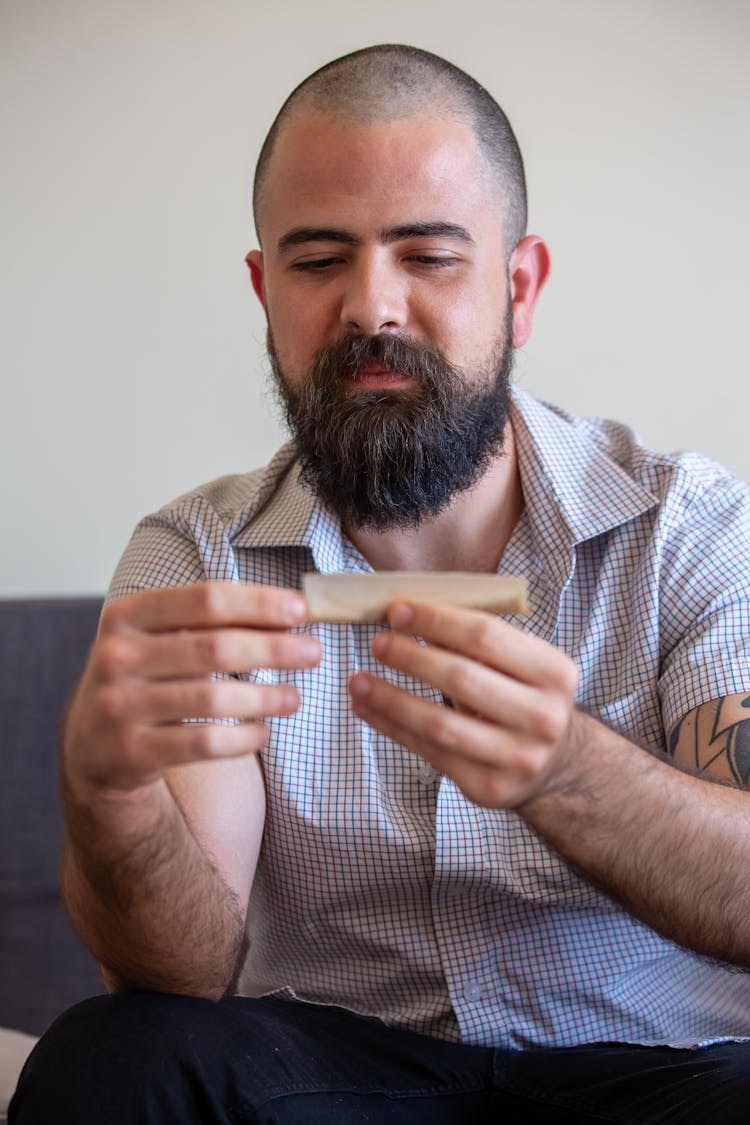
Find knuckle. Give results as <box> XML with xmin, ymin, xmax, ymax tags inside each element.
<box><xmin>469</xmin><ymin>616</ymin><xmax>499</xmax><ymax>660</ymax></box>
<box><xmin>260</xmin><ymin>633</ymin><xmax>285</xmax><ymax>663</ymax></box>
<box><xmin>533</xmin><ymin>699</ymin><xmax>569</xmax><ymax>745</ymax></box>
<box><xmin>96</xmin><ymin>683</ymin><xmax>128</xmax><ymax>724</ymax></box>
<box><xmin>196</xmin><ymin>582</ymin><xmax>230</xmax><ymax>619</ymax></box>
<box><xmin>482</xmin><ymin>773</ymin><xmax>510</xmax><ymax>808</ymax></box>
<box><xmin>193</xmin><ymin>630</ymin><xmax>228</xmax><ymax>670</ymax></box>
<box><xmin>553</xmin><ymin>656</ymin><xmax>579</xmax><ymax>697</ymax></box>
<box><xmin>98</xmin><ymin>597</ymin><xmax>130</xmax><ymax>633</ymax></box>
<box><xmin>118</xmin><ymin>728</ymin><xmax>140</xmax><ymax>761</ymax></box>
<box><xmin>192</xmin><ymin>634</ymin><xmax>221</xmax><ymax>666</ymax></box>
<box><xmin>93</xmin><ymin>637</ymin><xmax>134</xmax><ymax>681</ymax></box>
<box><xmin>564</xmin><ymin>661</ymin><xmax>580</xmax><ymax>697</ymax></box>
<box><xmin>445</xmin><ymin>660</ymin><xmax>475</xmax><ymax>702</ymax></box>
<box><xmin>517</xmin><ymin>745</ymin><xmax>546</xmax><ymax>786</ymax></box>
<box><xmin>112</xmin><ymin>726</ymin><xmax>143</xmax><ymax>771</ymax></box>
<box><xmin>254</xmin><ymin>584</ymin><xmax>277</xmax><ymax>612</ymax></box>
<box><xmin>534</xmin><ymin>707</ymin><xmax>560</xmax><ymax>745</ymax></box>
<box><xmin>425</xmin><ymin>708</ymin><xmax>459</xmax><ymax>749</ymax></box>
<box><xmin>197</xmin><ymin>679</ymin><xmax>226</xmax><ymax>716</ymax></box>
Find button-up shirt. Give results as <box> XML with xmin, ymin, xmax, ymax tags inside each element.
<box><xmin>109</xmin><ymin>388</ymin><xmax>750</xmax><ymax>1049</ymax></box>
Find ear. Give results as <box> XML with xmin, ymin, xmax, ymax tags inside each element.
<box><xmin>245</xmin><ymin>250</ymin><xmax>266</xmax><ymax>309</ymax></box>
<box><xmin>508</xmin><ymin>236</ymin><xmax>551</xmax><ymax>348</ymax></box>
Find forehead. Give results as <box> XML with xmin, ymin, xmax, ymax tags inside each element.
<box><xmin>258</xmin><ymin>114</ymin><xmax>500</xmax><ymax>245</ymax></box>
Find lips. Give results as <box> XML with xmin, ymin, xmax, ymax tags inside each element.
<box><xmin>345</xmin><ymin>363</ymin><xmax>413</xmax><ymax>389</ymax></box>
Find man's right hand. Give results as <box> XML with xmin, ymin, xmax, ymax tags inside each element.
<box><xmin>63</xmin><ymin>580</ymin><xmax>322</xmax><ymax>796</ymax></box>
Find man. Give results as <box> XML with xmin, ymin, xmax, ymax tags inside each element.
<box><xmin>10</xmin><ymin>43</ymin><xmax>750</xmax><ymax>1124</ymax></box>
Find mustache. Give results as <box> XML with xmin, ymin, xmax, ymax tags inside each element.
<box><xmin>309</xmin><ymin>333</ymin><xmax>457</xmax><ymax>386</ymax></box>
<box><xmin>266</xmin><ymin>316</ymin><xmax>514</xmax><ymax>531</ymax></box>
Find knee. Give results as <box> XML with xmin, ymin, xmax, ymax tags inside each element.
<box><xmin>9</xmin><ymin>992</ymin><xmax>228</xmax><ymax>1124</ymax></box>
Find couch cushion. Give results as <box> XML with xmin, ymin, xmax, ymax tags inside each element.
<box><xmin>0</xmin><ymin>598</ymin><xmax>105</xmax><ymax>1035</ymax></box>
<box><xmin>0</xmin><ymin>1027</ymin><xmax>37</xmax><ymax>1122</ymax></box>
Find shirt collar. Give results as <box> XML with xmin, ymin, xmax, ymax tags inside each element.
<box><xmin>511</xmin><ymin>386</ymin><xmax>658</xmax><ymax>541</ymax></box>
<box><xmin>507</xmin><ymin>387</ymin><xmax>658</xmax><ymax>616</ymax></box>
<box><xmin>232</xmin><ymin>388</ymin><xmax>659</xmax><ymax>576</ymax></box>
<box><xmin>231</xmin><ymin>445</ymin><xmax>350</xmax><ymax>573</ymax></box>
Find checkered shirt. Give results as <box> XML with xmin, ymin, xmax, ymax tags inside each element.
<box><xmin>109</xmin><ymin>387</ymin><xmax>750</xmax><ymax>1049</ymax></box>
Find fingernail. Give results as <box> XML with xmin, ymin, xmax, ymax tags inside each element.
<box><xmin>282</xmin><ymin>596</ymin><xmax>307</xmax><ymax>623</ymax></box>
<box><xmin>280</xmin><ymin>686</ymin><xmax>300</xmax><ymax>709</ymax></box>
<box><xmin>299</xmin><ymin>637</ymin><xmax>322</xmax><ymax>661</ymax></box>
<box><xmin>388</xmin><ymin>601</ymin><xmax>414</xmax><ymax>629</ymax></box>
<box><xmin>349</xmin><ymin>674</ymin><xmax>371</xmax><ymax>699</ymax></box>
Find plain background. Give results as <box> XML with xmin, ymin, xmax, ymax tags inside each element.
<box><xmin>2</xmin><ymin>0</ymin><xmax>748</xmax><ymax>595</ymax></box>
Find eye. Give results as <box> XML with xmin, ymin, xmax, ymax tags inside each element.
<box><xmin>291</xmin><ymin>256</ymin><xmax>343</xmax><ymax>272</ymax></box>
<box><xmin>408</xmin><ymin>254</ymin><xmax>461</xmax><ymax>268</ymax></box>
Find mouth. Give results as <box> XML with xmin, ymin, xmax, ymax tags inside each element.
<box><xmin>342</xmin><ymin>363</ymin><xmax>415</xmax><ymax>390</ymax></box>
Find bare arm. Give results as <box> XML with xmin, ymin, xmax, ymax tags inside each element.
<box><xmin>349</xmin><ymin>599</ymin><xmax>750</xmax><ymax>966</ymax></box>
<box><xmin>61</xmin><ymin>581</ymin><xmax>321</xmax><ymax>999</ymax></box>
<box><xmin>522</xmin><ymin>703</ymin><xmax>750</xmax><ymax>965</ymax></box>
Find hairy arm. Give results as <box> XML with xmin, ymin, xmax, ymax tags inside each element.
<box><xmin>350</xmin><ymin>599</ymin><xmax>750</xmax><ymax>966</ymax></box>
<box><xmin>61</xmin><ymin>581</ymin><xmax>320</xmax><ymax>999</ymax></box>
<box><xmin>522</xmin><ymin>698</ymin><xmax>750</xmax><ymax>965</ymax></box>
<box><xmin>61</xmin><ymin>761</ymin><xmax>264</xmax><ymax>1000</ymax></box>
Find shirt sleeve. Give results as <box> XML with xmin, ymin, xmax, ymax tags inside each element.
<box><xmin>657</xmin><ymin>470</ymin><xmax>750</xmax><ymax>734</ymax></box>
<box><xmin>107</xmin><ymin>494</ymin><xmax>241</xmax><ymax>602</ymax></box>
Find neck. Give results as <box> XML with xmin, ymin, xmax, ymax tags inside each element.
<box><xmin>345</xmin><ymin>422</ymin><xmax>522</xmax><ymax>573</ymax></box>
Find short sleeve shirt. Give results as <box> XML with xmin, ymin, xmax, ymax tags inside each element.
<box><xmin>109</xmin><ymin>388</ymin><xmax>750</xmax><ymax>1049</ymax></box>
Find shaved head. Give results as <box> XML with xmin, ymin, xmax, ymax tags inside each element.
<box><xmin>253</xmin><ymin>44</ymin><xmax>527</xmax><ymax>260</ymax></box>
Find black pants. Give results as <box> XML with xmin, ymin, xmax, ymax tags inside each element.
<box><xmin>9</xmin><ymin>992</ymin><xmax>750</xmax><ymax>1123</ymax></box>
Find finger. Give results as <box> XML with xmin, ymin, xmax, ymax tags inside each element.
<box><xmin>349</xmin><ymin>674</ymin><xmax>548</xmax><ymax>807</ymax></box>
<box><xmin>102</xmin><ymin>679</ymin><xmax>301</xmax><ymax>726</ymax></box>
<box><xmin>386</xmin><ymin>600</ymin><xmax>577</xmax><ymax>693</ymax></box>
<box><xmin>94</xmin><ymin>628</ymin><xmax>322</xmax><ymax>681</ymax></box>
<box><xmin>350</xmin><ymin>671</ymin><xmax>506</xmax><ymax>768</ymax></box>
<box><xmin>372</xmin><ymin>629</ymin><xmax>546</xmax><ymax>736</ymax></box>
<box><xmin>116</xmin><ymin>719</ymin><xmax>274</xmax><ymax>783</ymax></box>
<box><xmin>100</xmin><ymin>581</ymin><xmax>309</xmax><ymax>636</ymax></box>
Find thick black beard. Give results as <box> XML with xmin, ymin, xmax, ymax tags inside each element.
<box><xmin>268</xmin><ymin>325</ymin><xmax>514</xmax><ymax>532</ymax></box>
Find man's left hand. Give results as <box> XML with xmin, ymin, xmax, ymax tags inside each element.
<box><xmin>348</xmin><ymin>599</ymin><xmax>579</xmax><ymax>809</ymax></box>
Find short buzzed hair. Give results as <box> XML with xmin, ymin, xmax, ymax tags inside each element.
<box><xmin>252</xmin><ymin>44</ymin><xmax>527</xmax><ymax>259</ymax></box>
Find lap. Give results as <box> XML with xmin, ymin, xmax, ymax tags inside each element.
<box><xmin>9</xmin><ymin>993</ymin><xmax>491</xmax><ymax>1123</ymax></box>
<box><xmin>502</xmin><ymin>1039</ymin><xmax>750</xmax><ymax>1123</ymax></box>
<box><xmin>9</xmin><ymin>992</ymin><xmax>750</xmax><ymax>1124</ymax></box>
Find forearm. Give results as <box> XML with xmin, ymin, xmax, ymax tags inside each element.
<box><xmin>56</xmin><ymin>582</ymin><xmax>316</xmax><ymax>999</ymax></box>
<box><xmin>523</xmin><ymin>709</ymin><xmax>750</xmax><ymax>965</ymax></box>
<box><xmin>61</xmin><ymin>775</ymin><xmax>248</xmax><ymax>1000</ymax></box>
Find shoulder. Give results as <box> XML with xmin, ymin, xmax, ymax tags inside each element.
<box><xmin>144</xmin><ymin>444</ymin><xmax>301</xmax><ymax>539</ymax></box>
<box><xmin>519</xmin><ymin>389</ymin><xmax>749</xmax><ymax>516</ymax></box>
<box><xmin>108</xmin><ymin>445</ymin><xmax>304</xmax><ymax>599</ymax></box>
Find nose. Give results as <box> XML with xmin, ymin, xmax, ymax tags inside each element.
<box><xmin>339</xmin><ymin>254</ymin><xmax>408</xmax><ymax>335</ymax></box>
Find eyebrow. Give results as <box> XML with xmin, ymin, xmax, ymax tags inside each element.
<box><xmin>277</xmin><ymin>221</ymin><xmax>476</xmax><ymax>253</ymax></box>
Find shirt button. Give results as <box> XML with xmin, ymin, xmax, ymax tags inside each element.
<box><xmin>464</xmin><ymin>981</ymin><xmax>484</xmax><ymax>1002</ymax></box>
<box><xmin>417</xmin><ymin>762</ymin><xmax>438</xmax><ymax>785</ymax></box>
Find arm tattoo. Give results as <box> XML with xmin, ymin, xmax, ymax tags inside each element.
<box><xmin>669</xmin><ymin>695</ymin><xmax>750</xmax><ymax>787</ymax></box>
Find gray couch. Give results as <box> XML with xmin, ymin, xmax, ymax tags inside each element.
<box><xmin>0</xmin><ymin>598</ymin><xmax>105</xmax><ymax>1119</ymax></box>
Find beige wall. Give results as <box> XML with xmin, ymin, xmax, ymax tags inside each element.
<box><xmin>2</xmin><ymin>0</ymin><xmax>748</xmax><ymax>594</ymax></box>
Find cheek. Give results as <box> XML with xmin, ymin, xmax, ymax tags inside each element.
<box><xmin>268</xmin><ymin>280</ymin><xmax>335</xmax><ymax>337</ymax></box>
<box><xmin>431</xmin><ymin>305</ymin><xmax>504</xmax><ymax>370</ymax></box>
<box><xmin>423</xmin><ymin>273</ymin><xmax>507</xmax><ymax>347</ymax></box>
<box><xmin>265</xmin><ymin>295</ymin><xmax>331</xmax><ymax>383</ymax></box>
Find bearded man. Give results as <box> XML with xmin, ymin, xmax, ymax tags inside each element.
<box><xmin>10</xmin><ymin>44</ymin><xmax>750</xmax><ymax>1125</ymax></box>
